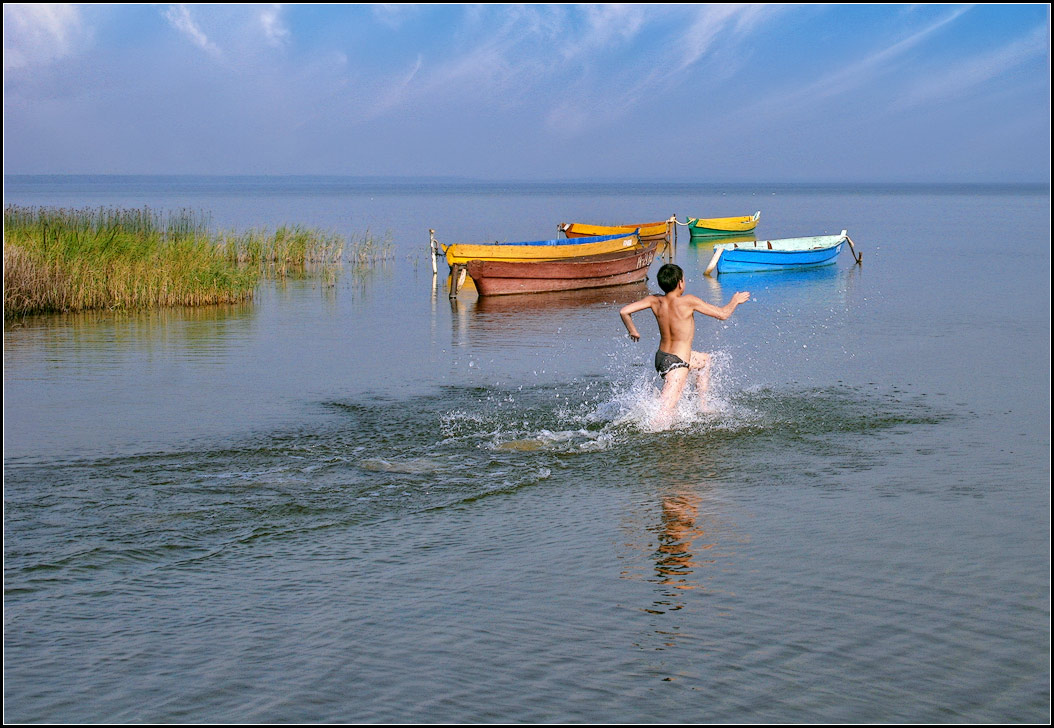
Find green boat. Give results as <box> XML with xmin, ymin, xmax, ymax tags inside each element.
<box><xmin>685</xmin><ymin>211</ymin><xmax>761</xmax><ymax>241</ymax></box>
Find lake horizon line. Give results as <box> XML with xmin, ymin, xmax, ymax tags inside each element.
<box><xmin>4</xmin><ymin>174</ymin><xmax>1049</xmax><ymax>195</ymax></box>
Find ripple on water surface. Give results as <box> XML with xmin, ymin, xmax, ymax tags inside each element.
<box><xmin>5</xmin><ymin>378</ymin><xmax>952</xmax><ymax>585</ymax></box>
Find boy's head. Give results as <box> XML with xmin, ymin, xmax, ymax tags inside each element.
<box><xmin>657</xmin><ymin>263</ymin><xmax>683</xmax><ymax>293</ymax></box>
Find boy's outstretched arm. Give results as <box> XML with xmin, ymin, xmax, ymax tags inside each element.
<box><xmin>691</xmin><ymin>291</ymin><xmax>750</xmax><ymax>321</ymax></box>
<box><xmin>619</xmin><ymin>296</ymin><xmax>655</xmax><ymax>341</ymax></box>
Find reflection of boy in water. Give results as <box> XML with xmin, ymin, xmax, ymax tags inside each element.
<box><xmin>619</xmin><ymin>263</ymin><xmax>749</xmax><ymax>424</ymax></box>
<box><xmin>656</xmin><ymin>493</ymin><xmax>702</xmax><ymax>589</ymax></box>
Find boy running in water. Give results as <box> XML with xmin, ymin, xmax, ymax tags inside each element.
<box><xmin>620</xmin><ymin>263</ymin><xmax>749</xmax><ymax>423</ymax></box>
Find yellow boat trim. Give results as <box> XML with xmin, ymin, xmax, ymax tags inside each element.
<box><xmin>444</xmin><ymin>233</ymin><xmax>640</xmax><ymax>266</ymax></box>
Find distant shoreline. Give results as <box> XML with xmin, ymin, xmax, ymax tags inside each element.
<box><xmin>4</xmin><ymin>175</ymin><xmax>1048</xmax><ymax>195</ymax></box>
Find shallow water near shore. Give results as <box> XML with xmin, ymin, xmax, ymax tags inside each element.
<box><xmin>3</xmin><ymin>177</ymin><xmax>1050</xmax><ymax>722</ymax></box>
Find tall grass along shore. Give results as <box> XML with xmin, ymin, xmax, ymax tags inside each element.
<box><xmin>4</xmin><ymin>206</ymin><xmax>392</xmax><ymax>318</ymax></box>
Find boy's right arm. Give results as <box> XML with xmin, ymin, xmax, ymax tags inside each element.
<box><xmin>619</xmin><ymin>297</ymin><xmax>654</xmax><ymax>341</ymax></box>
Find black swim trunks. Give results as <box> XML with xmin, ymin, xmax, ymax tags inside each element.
<box><xmin>655</xmin><ymin>350</ymin><xmax>689</xmax><ymax>378</ymax></box>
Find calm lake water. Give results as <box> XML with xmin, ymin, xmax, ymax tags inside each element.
<box><xmin>3</xmin><ymin>176</ymin><xmax>1050</xmax><ymax>723</ymax></box>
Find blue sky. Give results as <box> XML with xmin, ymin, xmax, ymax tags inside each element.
<box><xmin>3</xmin><ymin>3</ymin><xmax>1050</xmax><ymax>182</ymax></box>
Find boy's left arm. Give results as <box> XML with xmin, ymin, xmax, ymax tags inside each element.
<box><xmin>690</xmin><ymin>292</ymin><xmax>750</xmax><ymax>321</ymax></box>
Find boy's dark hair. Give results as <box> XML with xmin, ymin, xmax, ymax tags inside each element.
<box><xmin>657</xmin><ymin>263</ymin><xmax>683</xmax><ymax>293</ymax></box>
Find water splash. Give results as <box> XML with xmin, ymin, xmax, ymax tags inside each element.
<box><xmin>587</xmin><ymin>351</ymin><xmax>758</xmax><ymax>434</ymax></box>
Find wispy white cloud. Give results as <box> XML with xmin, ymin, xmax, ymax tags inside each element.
<box><xmin>359</xmin><ymin>4</ymin><xmax>770</xmax><ymax>132</ymax></box>
<box><xmin>544</xmin><ymin>104</ymin><xmax>592</xmax><ymax>136</ymax></box>
<box><xmin>677</xmin><ymin>3</ymin><xmax>760</xmax><ymax>72</ymax></box>
<box><xmin>362</xmin><ymin>5</ymin><xmax>546</xmax><ymax>117</ymax></box>
<box><xmin>325</xmin><ymin>4</ymin><xmax>783</xmax><ymax>136</ymax></box>
<box><xmin>259</xmin><ymin>4</ymin><xmax>290</xmax><ymax>48</ymax></box>
<box><xmin>371</xmin><ymin>4</ymin><xmax>421</xmax><ymax>30</ymax></box>
<box><xmin>776</xmin><ymin>5</ymin><xmax>972</xmax><ymax>109</ymax></box>
<box><xmin>558</xmin><ymin>3</ymin><xmax>649</xmax><ymax>60</ymax></box>
<box><xmin>164</xmin><ymin>4</ymin><xmax>221</xmax><ymax>57</ymax></box>
<box><xmin>3</xmin><ymin>3</ymin><xmax>85</xmax><ymax>71</ymax></box>
<box><xmin>544</xmin><ymin>5</ymin><xmax>784</xmax><ymax>134</ymax></box>
<box><xmin>369</xmin><ymin>55</ymin><xmax>424</xmax><ymax>116</ymax></box>
<box><xmin>895</xmin><ymin>24</ymin><xmax>1049</xmax><ymax>109</ymax></box>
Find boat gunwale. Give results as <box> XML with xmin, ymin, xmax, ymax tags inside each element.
<box><xmin>446</xmin><ymin>230</ymin><xmax>638</xmax><ymax>250</ymax></box>
<box><xmin>444</xmin><ymin>232</ymin><xmax>641</xmax><ymax>265</ymax></box>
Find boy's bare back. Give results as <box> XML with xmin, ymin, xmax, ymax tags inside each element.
<box><xmin>620</xmin><ymin>286</ymin><xmax>750</xmax><ymax>361</ymax></box>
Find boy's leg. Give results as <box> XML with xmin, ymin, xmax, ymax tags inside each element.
<box><xmin>689</xmin><ymin>351</ymin><xmax>712</xmax><ymax>410</ymax></box>
<box><xmin>656</xmin><ymin>367</ymin><xmax>690</xmax><ymax>425</ymax></box>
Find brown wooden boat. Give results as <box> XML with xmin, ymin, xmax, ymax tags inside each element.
<box><xmin>463</xmin><ymin>239</ymin><xmax>659</xmax><ymax>296</ymax></box>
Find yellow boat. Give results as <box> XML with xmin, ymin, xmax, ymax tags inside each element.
<box><xmin>559</xmin><ymin>218</ymin><xmax>673</xmax><ymax>244</ymax></box>
<box><xmin>685</xmin><ymin>211</ymin><xmax>760</xmax><ymax>240</ymax></box>
<box><xmin>441</xmin><ymin>231</ymin><xmax>641</xmax><ymax>267</ymax></box>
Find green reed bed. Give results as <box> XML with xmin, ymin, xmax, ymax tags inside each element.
<box><xmin>217</xmin><ymin>225</ymin><xmax>346</xmax><ymax>273</ymax></box>
<box><xmin>4</xmin><ymin>206</ymin><xmax>391</xmax><ymax>318</ymax></box>
<box><xmin>4</xmin><ymin>206</ymin><xmax>256</xmax><ymax>317</ymax></box>
<box><xmin>347</xmin><ymin>230</ymin><xmax>394</xmax><ymax>270</ymax></box>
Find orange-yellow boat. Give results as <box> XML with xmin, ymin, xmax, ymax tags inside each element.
<box><xmin>559</xmin><ymin>218</ymin><xmax>673</xmax><ymax>245</ymax></box>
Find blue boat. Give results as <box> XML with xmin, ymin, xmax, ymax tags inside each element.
<box><xmin>703</xmin><ymin>230</ymin><xmax>860</xmax><ymax>275</ymax></box>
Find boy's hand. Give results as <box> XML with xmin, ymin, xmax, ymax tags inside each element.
<box><xmin>628</xmin><ymin>332</ymin><xmax>640</xmax><ymax>342</ymax></box>
<box><xmin>733</xmin><ymin>291</ymin><xmax>751</xmax><ymax>305</ymax></box>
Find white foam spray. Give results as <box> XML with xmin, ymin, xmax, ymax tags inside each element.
<box><xmin>592</xmin><ymin>350</ymin><xmax>746</xmax><ymax>433</ymax></box>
